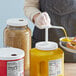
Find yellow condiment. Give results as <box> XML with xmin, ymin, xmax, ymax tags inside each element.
<box><xmin>61</xmin><ymin>29</ymin><xmax>72</xmax><ymax>42</ymax></box>
<box><xmin>63</xmin><ymin>28</ymin><xmax>68</xmax><ymax>38</ymax></box>
<box><xmin>30</xmin><ymin>42</ymin><xmax>64</xmax><ymax>76</ymax></box>
<box><xmin>61</xmin><ymin>37</ymin><xmax>71</xmax><ymax>42</ymax></box>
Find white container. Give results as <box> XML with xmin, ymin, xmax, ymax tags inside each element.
<box><xmin>0</xmin><ymin>48</ymin><xmax>25</xmax><ymax>76</ymax></box>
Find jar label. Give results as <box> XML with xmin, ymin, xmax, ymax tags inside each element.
<box><xmin>7</xmin><ymin>59</ymin><xmax>24</xmax><ymax>76</ymax></box>
<box><xmin>48</xmin><ymin>59</ymin><xmax>62</xmax><ymax>76</ymax></box>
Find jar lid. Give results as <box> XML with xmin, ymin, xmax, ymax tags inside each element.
<box><xmin>7</xmin><ymin>18</ymin><xmax>28</xmax><ymax>26</ymax></box>
<box><xmin>0</xmin><ymin>48</ymin><xmax>25</xmax><ymax>60</ymax></box>
<box><xmin>35</xmin><ymin>41</ymin><xmax>58</xmax><ymax>51</ymax></box>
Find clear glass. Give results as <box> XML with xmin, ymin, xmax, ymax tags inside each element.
<box><xmin>4</xmin><ymin>25</ymin><xmax>31</xmax><ymax>76</ymax></box>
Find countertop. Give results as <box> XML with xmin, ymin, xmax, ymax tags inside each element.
<box><xmin>65</xmin><ymin>63</ymin><xmax>76</xmax><ymax>76</ymax></box>
<box><xmin>25</xmin><ymin>63</ymin><xmax>76</xmax><ymax>76</ymax></box>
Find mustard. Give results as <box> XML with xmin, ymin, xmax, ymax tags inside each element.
<box><xmin>30</xmin><ymin>42</ymin><xmax>64</xmax><ymax>76</ymax></box>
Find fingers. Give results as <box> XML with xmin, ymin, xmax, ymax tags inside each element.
<box><xmin>42</xmin><ymin>12</ymin><xmax>51</xmax><ymax>24</ymax></box>
<box><xmin>35</xmin><ymin>12</ymin><xmax>51</xmax><ymax>29</ymax></box>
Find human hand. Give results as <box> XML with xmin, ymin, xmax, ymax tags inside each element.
<box><xmin>33</xmin><ymin>12</ymin><xmax>51</xmax><ymax>29</ymax></box>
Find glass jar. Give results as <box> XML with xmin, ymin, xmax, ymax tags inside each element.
<box><xmin>4</xmin><ymin>18</ymin><xmax>31</xmax><ymax>75</ymax></box>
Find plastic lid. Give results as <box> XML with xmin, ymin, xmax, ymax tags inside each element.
<box><xmin>7</xmin><ymin>18</ymin><xmax>28</xmax><ymax>26</ymax></box>
<box><xmin>0</xmin><ymin>48</ymin><xmax>25</xmax><ymax>60</ymax></box>
<box><xmin>35</xmin><ymin>41</ymin><xmax>58</xmax><ymax>51</ymax></box>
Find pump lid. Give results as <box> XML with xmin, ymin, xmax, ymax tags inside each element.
<box><xmin>7</xmin><ymin>18</ymin><xmax>28</xmax><ymax>26</ymax></box>
<box><xmin>35</xmin><ymin>41</ymin><xmax>58</xmax><ymax>51</ymax></box>
<box><xmin>0</xmin><ymin>48</ymin><xmax>25</xmax><ymax>60</ymax></box>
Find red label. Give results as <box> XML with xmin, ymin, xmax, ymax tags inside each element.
<box><xmin>0</xmin><ymin>61</ymin><xmax>7</xmax><ymax>76</ymax></box>
<box><xmin>0</xmin><ymin>58</ymin><xmax>24</xmax><ymax>76</ymax></box>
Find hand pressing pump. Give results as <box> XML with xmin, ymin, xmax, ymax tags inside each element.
<box><xmin>34</xmin><ymin>12</ymin><xmax>64</xmax><ymax>29</ymax></box>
